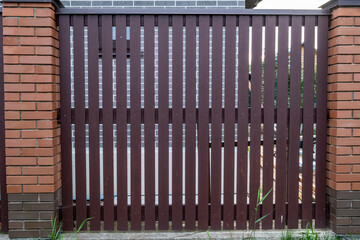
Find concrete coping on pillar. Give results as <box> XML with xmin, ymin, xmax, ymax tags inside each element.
<box><xmin>1</xmin><ymin>0</ymin><xmax>64</xmax><ymax>8</ymax></box>
<box><xmin>320</xmin><ymin>0</ymin><xmax>360</xmax><ymax>10</ymax></box>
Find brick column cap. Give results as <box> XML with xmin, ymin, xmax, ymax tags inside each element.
<box><xmin>1</xmin><ymin>0</ymin><xmax>64</xmax><ymax>8</ymax></box>
<box><xmin>320</xmin><ymin>0</ymin><xmax>360</xmax><ymax>10</ymax></box>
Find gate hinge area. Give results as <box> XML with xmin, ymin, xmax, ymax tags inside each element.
<box><xmin>57</xmin><ymin>108</ymin><xmax>61</xmax><ymax>124</ymax></box>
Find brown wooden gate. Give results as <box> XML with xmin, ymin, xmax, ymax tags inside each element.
<box><xmin>58</xmin><ymin>9</ymin><xmax>329</xmax><ymax>231</ymax></box>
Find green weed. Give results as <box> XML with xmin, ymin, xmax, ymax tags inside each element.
<box><xmin>48</xmin><ymin>215</ymin><xmax>92</xmax><ymax>240</ymax></box>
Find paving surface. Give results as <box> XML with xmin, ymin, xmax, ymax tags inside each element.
<box><xmin>65</xmin><ymin>230</ymin><xmax>337</xmax><ymax>240</ymax></box>
<box><xmin>3</xmin><ymin>231</ymin><xmax>360</xmax><ymax>240</ymax></box>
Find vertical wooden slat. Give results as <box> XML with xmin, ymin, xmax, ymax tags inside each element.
<box><xmin>130</xmin><ymin>15</ymin><xmax>142</xmax><ymax>230</ymax></box>
<box><xmin>60</xmin><ymin>14</ymin><xmax>73</xmax><ymax>231</ymax></box>
<box><xmin>158</xmin><ymin>15</ymin><xmax>170</xmax><ymax>230</ymax></box>
<box><xmin>198</xmin><ymin>15</ymin><xmax>210</xmax><ymax>230</ymax></box>
<box><xmin>144</xmin><ymin>15</ymin><xmax>155</xmax><ymax>230</ymax></box>
<box><xmin>236</xmin><ymin>15</ymin><xmax>249</xmax><ymax>230</ymax></box>
<box><xmin>88</xmin><ymin>15</ymin><xmax>100</xmax><ymax>231</ymax></box>
<box><xmin>116</xmin><ymin>15</ymin><xmax>128</xmax><ymax>231</ymax></box>
<box><xmin>185</xmin><ymin>15</ymin><xmax>196</xmax><ymax>230</ymax></box>
<box><xmin>223</xmin><ymin>15</ymin><xmax>236</xmax><ymax>230</ymax></box>
<box><xmin>275</xmin><ymin>15</ymin><xmax>289</xmax><ymax>230</ymax></box>
<box><xmin>315</xmin><ymin>16</ymin><xmax>328</xmax><ymax>229</ymax></box>
<box><xmin>262</xmin><ymin>15</ymin><xmax>276</xmax><ymax>230</ymax></box>
<box><xmin>171</xmin><ymin>15</ymin><xmax>184</xmax><ymax>231</ymax></box>
<box><xmin>102</xmin><ymin>15</ymin><xmax>114</xmax><ymax>230</ymax></box>
<box><xmin>0</xmin><ymin>15</ymin><xmax>8</xmax><ymax>233</ymax></box>
<box><xmin>210</xmin><ymin>15</ymin><xmax>223</xmax><ymax>230</ymax></box>
<box><xmin>302</xmin><ymin>16</ymin><xmax>315</xmax><ymax>228</ymax></box>
<box><xmin>73</xmin><ymin>15</ymin><xmax>87</xmax><ymax>231</ymax></box>
<box><xmin>249</xmin><ymin>15</ymin><xmax>262</xmax><ymax>230</ymax></box>
<box><xmin>288</xmin><ymin>16</ymin><xmax>302</xmax><ymax>229</ymax></box>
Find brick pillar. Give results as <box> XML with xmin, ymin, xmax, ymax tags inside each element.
<box><xmin>322</xmin><ymin>0</ymin><xmax>360</xmax><ymax>235</ymax></box>
<box><xmin>2</xmin><ymin>0</ymin><xmax>63</xmax><ymax>238</ymax></box>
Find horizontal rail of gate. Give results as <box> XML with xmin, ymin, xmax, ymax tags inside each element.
<box><xmin>58</xmin><ymin>10</ymin><xmax>329</xmax><ymax>231</ymax></box>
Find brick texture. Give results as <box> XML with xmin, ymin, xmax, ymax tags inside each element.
<box><xmin>2</xmin><ymin>2</ymin><xmax>61</xmax><ymax>238</ymax></box>
<box><xmin>327</xmin><ymin>6</ymin><xmax>360</xmax><ymax>234</ymax></box>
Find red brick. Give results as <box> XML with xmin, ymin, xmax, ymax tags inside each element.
<box><xmin>20</xmin><ymin>37</ymin><xmax>56</xmax><ymax>46</ymax></box>
<box><xmin>329</xmin><ymin>36</ymin><xmax>354</xmax><ymax>47</ymax></box>
<box><xmin>19</xmin><ymin>18</ymin><xmax>56</xmax><ymax>28</ymax></box>
<box><xmin>5</xmin><ymin>93</ymin><xmax>20</xmax><ymax>101</ymax></box>
<box><xmin>7</xmin><ymin>185</ymin><xmax>22</xmax><ymax>194</ymax></box>
<box><xmin>5</xmin><ymin>121</ymin><xmax>36</xmax><ymax>130</ymax></box>
<box><xmin>22</xmin><ymin>129</ymin><xmax>57</xmax><ymax>138</ymax></box>
<box><xmin>329</xmin><ymin>55</ymin><xmax>353</xmax><ymax>65</ymax></box>
<box><xmin>38</xmin><ymin>138</ymin><xmax>59</xmax><ymax>148</ymax></box>
<box><xmin>38</xmin><ymin>156</ymin><xmax>59</xmax><ymax>165</ymax></box>
<box><xmin>22</xmin><ymin>166</ymin><xmax>58</xmax><ymax>175</ymax></box>
<box><xmin>329</xmin><ymin>64</ymin><xmax>360</xmax><ymax>74</ymax></box>
<box><xmin>5</xmin><ymin>102</ymin><xmax>36</xmax><ymax>111</ymax></box>
<box><xmin>22</xmin><ymin>147</ymin><xmax>58</xmax><ymax>157</ymax></box>
<box><xmin>37</xmin><ymin>120</ymin><xmax>58</xmax><ymax>129</ymax></box>
<box><xmin>36</xmin><ymin>65</ymin><xmax>59</xmax><ymax>74</ymax></box>
<box><xmin>329</xmin><ymin>136</ymin><xmax>360</xmax><ymax>146</ymax></box>
<box><xmin>5</xmin><ymin>84</ymin><xmax>35</xmax><ymax>92</ymax></box>
<box><xmin>353</xmin><ymin>183</ymin><xmax>360</xmax><ymax>190</ymax></box>
<box><xmin>328</xmin><ymin>92</ymin><xmax>353</xmax><ymax>101</ymax></box>
<box><xmin>21</xmin><ymin>74</ymin><xmax>57</xmax><ymax>83</ymax></box>
<box><xmin>22</xmin><ymin>93</ymin><xmax>58</xmax><ymax>101</ymax></box>
<box><xmin>36</xmin><ymin>102</ymin><xmax>58</xmax><ymax>111</ymax></box>
<box><xmin>4</xmin><ymin>55</ymin><xmax>19</xmax><ymax>64</ymax></box>
<box><xmin>329</xmin><ymin>83</ymin><xmax>360</xmax><ymax>91</ymax></box>
<box><xmin>5</xmin><ymin>112</ymin><xmax>20</xmax><ymax>120</ymax></box>
<box><xmin>7</xmin><ymin>176</ymin><xmax>37</xmax><ymax>185</ymax></box>
<box><xmin>3</xmin><ymin>36</ymin><xmax>19</xmax><ymax>46</ymax></box>
<box><xmin>330</xmin><ymin>46</ymin><xmax>360</xmax><ymax>55</ymax></box>
<box><xmin>23</xmin><ymin>185</ymin><xmax>56</xmax><ymax>193</ymax></box>
<box><xmin>328</xmin><ymin>128</ymin><xmax>352</xmax><ymax>137</ymax></box>
<box><xmin>3</xmin><ymin>18</ymin><xmax>19</xmax><ymax>27</ymax></box>
<box><xmin>356</xmin><ymin>37</ymin><xmax>360</xmax><ymax>44</ymax></box>
<box><xmin>334</xmin><ymin>173</ymin><xmax>360</xmax><ymax>182</ymax></box>
<box><xmin>6</xmin><ymin>157</ymin><xmax>37</xmax><ymax>166</ymax></box>
<box><xmin>328</xmin><ymin>73</ymin><xmax>353</xmax><ymax>83</ymax></box>
<box><xmin>327</xmin><ymin>179</ymin><xmax>351</xmax><ymax>191</ymax></box>
<box><xmin>37</xmin><ymin>84</ymin><xmax>58</xmax><ymax>92</ymax></box>
<box><xmin>328</xmin><ymin>162</ymin><xmax>352</xmax><ymax>173</ymax></box>
<box><xmin>353</xmin><ymin>165</ymin><xmax>360</xmax><ymax>172</ymax></box>
<box><xmin>331</xmin><ymin>17</ymin><xmax>354</xmax><ymax>28</ymax></box>
<box><xmin>6</xmin><ymin>167</ymin><xmax>21</xmax><ymax>175</ymax></box>
<box><xmin>329</xmin><ymin>110</ymin><xmax>352</xmax><ymax>119</ymax></box>
<box><xmin>330</xmin><ymin>27</ymin><xmax>360</xmax><ymax>38</ymax></box>
<box><xmin>4</xmin><ymin>65</ymin><xmax>35</xmax><ymax>74</ymax></box>
<box><xmin>355</xmin><ymin>17</ymin><xmax>360</xmax><ymax>26</ymax></box>
<box><xmin>5</xmin><ymin>130</ymin><xmax>20</xmax><ymax>139</ymax></box>
<box><xmin>35</xmin><ymin>8</ymin><xmax>55</xmax><ymax>19</ymax></box>
<box><xmin>35</xmin><ymin>28</ymin><xmax>58</xmax><ymax>38</ymax></box>
<box><xmin>3</xmin><ymin>27</ymin><xmax>35</xmax><ymax>36</ymax></box>
<box><xmin>329</xmin><ymin>119</ymin><xmax>360</xmax><ymax>128</ymax></box>
<box><xmin>4</xmin><ymin>74</ymin><xmax>19</xmax><ymax>83</ymax></box>
<box><xmin>328</xmin><ymin>146</ymin><xmax>352</xmax><ymax>155</ymax></box>
<box><xmin>328</xmin><ymin>101</ymin><xmax>360</xmax><ymax>110</ymax></box>
<box><xmin>354</xmin><ymin>55</ymin><xmax>360</xmax><ymax>64</ymax></box>
<box><xmin>3</xmin><ymin>46</ymin><xmax>35</xmax><ymax>55</ymax></box>
<box><xmin>332</xmin><ymin>8</ymin><xmax>360</xmax><ymax>18</ymax></box>
<box><xmin>21</xmin><ymin>111</ymin><xmax>57</xmax><ymax>120</ymax></box>
<box><xmin>3</xmin><ymin>8</ymin><xmax>34</xmax><ymax>17</ymax></box>
<box><xmin>6</xmin><ymin>139</ymin><xmax>36</xmax><ymax>148</ymax></box>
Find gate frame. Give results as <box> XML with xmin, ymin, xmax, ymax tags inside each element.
<box><xmin>1</xmin><ymin>0</ymin><xmax>360</xmax><ymax>237</ymax></box>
